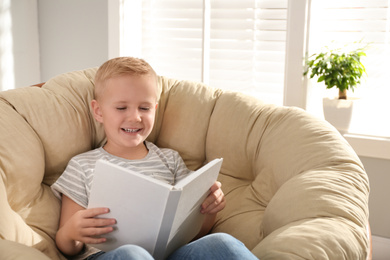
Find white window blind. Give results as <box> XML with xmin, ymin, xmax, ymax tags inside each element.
<box><xmin>307</xmin><ymin>0</ymin><xmax>390</xmax><ymax>137</ymax></box>
<box><xmin>123</xmin><ymin>0</ymin><xmax>288</xmax><ymax>105</ymax></box>
<box><xmin>208</xmin><ymin>0</ymin><xmax>287</xmax><ymax>104</ymax></box>
<box><xmin>141</xmin><ymin>1</ymin><xmax>203</xmax><ymax>82</ymax></box>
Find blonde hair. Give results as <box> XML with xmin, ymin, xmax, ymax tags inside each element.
<box><xmin>94</xmin><ymin>57</ymin><xmax>159</xmax><ymax>100</ymax></box>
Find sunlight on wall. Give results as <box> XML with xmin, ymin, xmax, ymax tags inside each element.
<box><xmin>119</xmin><ymin>0</ymin><xmax>142</xmax><ymax>57</ymax></box>
<box><xmin>0</xmin><ymin>0</ymin><xmax>15</xmax><ymax>91</ymax></box>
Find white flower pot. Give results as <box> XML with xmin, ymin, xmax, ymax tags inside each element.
<box><xmin>322</xmin><ymin>97</ymin><xmax>355</xmax><ymax>134</ymax></box>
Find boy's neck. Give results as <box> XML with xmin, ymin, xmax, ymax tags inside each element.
<box><xmin>103</xmin><ymin>142</ymin><xmax>149</xmax><ymax>160</ymax></box>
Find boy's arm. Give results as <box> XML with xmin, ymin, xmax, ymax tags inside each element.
<box><xmin>194</xmin><ymin>181</ymin><xmax>226</xmax><ymax>240</ymax></box>
<box><xmin>194</xmin><ymin>214</ymin><xmax>217</xmax><ymax>240</ymax></box>
<box><xmin>56</xmin><ymin>195</ymin><xmax>115</xmax><ymax>256</ymax></box>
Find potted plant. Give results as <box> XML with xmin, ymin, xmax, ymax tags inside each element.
<box><xmin>304</xmin><ymin>43</ymin><xmax>367</xmax><ymax>133</ymax></box>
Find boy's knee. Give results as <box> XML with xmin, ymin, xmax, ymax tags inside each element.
<box><xmin>205</xmin><ymin>233</ymin><xmax>244</xmax><ymax>245</ymax></box>
<box><xmin>115</xmin><ymin>245</ymin><xmax>153</xmax><ymax>259</ymax></box>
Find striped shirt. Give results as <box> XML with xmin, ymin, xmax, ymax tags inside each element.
<box><xmin>51</xmin><ymin>141</ymin><xmax>191</xmax><ymax>208</ymax></box>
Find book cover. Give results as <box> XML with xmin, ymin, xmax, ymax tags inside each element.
<box><xmin>87</xmin><ymin>158</ymin><xmax>223</xmax><ymax>259</ymax></box>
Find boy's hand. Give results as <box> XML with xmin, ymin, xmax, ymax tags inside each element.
<box><xmin>194</xmin><ymin>181</ymin><xmax>226</xmax><ymax>239</ymax></box>
<box><xmin>200</xmin><ymin>181</ymin><xmax>226</xmax><ymax>215</ymax></box>
<box><xmin>56</xmin><ymin>195</ymin><xmax>116</xmax><ymax>256</ymax></box>
<box><xmin>62</xmin><ymin>207</ymin><xmax>116</xmax><ymax>244</ymax></box>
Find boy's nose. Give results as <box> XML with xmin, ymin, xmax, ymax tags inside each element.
<box><xmin>126</xmin><ymin>109</ymin><xmax>141</xmax><ymax>122</ymax></box>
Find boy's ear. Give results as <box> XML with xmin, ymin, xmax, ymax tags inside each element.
<box><xmin>91</xmin><ymin>99</ymin><xmax>103</xmax><ymax>123</ymax></box>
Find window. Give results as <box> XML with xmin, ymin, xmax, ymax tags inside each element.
<box><xmin>119</xmin><ymin>0</ymin><xmax>390</xmax><ymax>144</ymax></box>
<box><xmin>121</xmin><ymin>0</ymin><xmax>288</xmax><ymax>105</ymax></box>
<box><xmin>306</xmin><ymin>0</ymin><xmax>390</xmax><ymax>138</ymax></box>
<box><xmin>141</xmin><ymin>1</ymin><xmax>203</xmax><ymax>82</ymax></box>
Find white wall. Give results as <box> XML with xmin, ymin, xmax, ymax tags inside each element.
<box><xmin>361</xmin><ymin>156</ymin><xmax>390</xmax><ymax>238</ymax></box>
<box><xmin>0</xmin><ymin>0</ymin><xmax>40</xmax><ymax>90</ymax></box>
<box><xmin>12</xmin><ymin>0</ymin><xmax>41</xmax><ymax>87</ymax></box>
<box><xmin>38</xmin><ymin>0</ymin><xmax>109</xmax><ymax>82</ymax></box>
<box><xmin>0</xmin><ymin>0</ymin><xmax>111</xmax><ymax>89</ymax></box>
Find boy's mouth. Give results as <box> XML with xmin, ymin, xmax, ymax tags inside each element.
<box><xmin>122</xmin><ymin>128</ymin><xmax>141</xmax><ymax>133</ymax></box>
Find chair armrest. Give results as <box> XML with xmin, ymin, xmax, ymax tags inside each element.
<box><xmin>0</xmin><ymin>239</ymin><xmax>51</xmax><ymax>260</ymax></box>
<box><xmin>257</xmin><ymin>167</ymin><xmax>370</xmax><ymax>259</ymax></box>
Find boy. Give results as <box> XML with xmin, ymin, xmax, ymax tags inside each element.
<box><xmin>52</xmin><ymin>57</ymin><xmax>258</xmax><ymax>260</ymax></box>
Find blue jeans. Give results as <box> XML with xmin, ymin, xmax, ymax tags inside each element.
<box><xmin>167</xmin><ymin>233</ymin><xmax>258</xmax><ymax>260</ymax></box>
<box><xmin>85</xmin><ymin>245</ymin><xmax>154</xmax><ymax>260</ymax></box>
<box><xmin>86</xmin><ymin>233</ymin><xmax>258</xmax><ymax>260</ymax></box>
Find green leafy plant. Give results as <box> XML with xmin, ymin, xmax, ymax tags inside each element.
<box><xmin>304</xmin><ymin>44</ymin><xmax>367</xmax><ymax>99</ymax></box>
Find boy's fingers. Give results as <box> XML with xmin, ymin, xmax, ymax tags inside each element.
<box><xmin>79</xmin><ymin>208</ymin><xmax>116</xmax><ymax>228</ymax></box>
<box><xmin>202</xmin><ymin>199</ymin><xmax>225</xmax><ymax>214</ymax></box>
<box><xmin>81</xmin><ymin>226</ymin><xmax>114</xmax><ymax>238</ymax></box>
<box><xmin>83</xmin><ymin>207</ymin><xmax>110</xmax><ymax>218</ymax></box>
<box><xmin>79</xmin><ymin>230</ymin><xmax>111</xmax><ymax>244</ymax></box>
<box><xmin>205</xmin><ymin>181</ymin><xmax>223</xmax><ymax>206</ymax></box>
<box><xmin>88</xmin><ymin>217</ymin><xmax>116</xmax><ymax>228</ymax></box>
<box><xmin>201</xmin><ymin>187</ymin><xmax>225</xmax><ymax>213</ymax></box>
<box><xmin>204</xmin><ymin>197</ymin><xmax>226</xmax><ymax>215</ymax></box>
<box><xmin>210</xmin><ymin>181</ymin><xmax>222</xmax><ymax>192</ymax></box>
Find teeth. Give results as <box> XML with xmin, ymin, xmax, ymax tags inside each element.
<box><xmin>123</xmin><ymin>128</ymin><xmax>139</xmax><ymax>133</ymax></box>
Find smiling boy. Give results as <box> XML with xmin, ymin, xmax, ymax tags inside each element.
<box><xmin>91</xmin><ymin>63</ymin><xmax>158</xmax><ymax>160</ymax></box>
<box><xmin>51</xmin><ymin>57</ymin><xmax>258</xmax><ymax>260</ymax></box>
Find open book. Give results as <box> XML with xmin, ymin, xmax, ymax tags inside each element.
<box><xmin>87</xmin><ymin>158</ymin><xmax>223</xmax><ymax>260</ymax></box>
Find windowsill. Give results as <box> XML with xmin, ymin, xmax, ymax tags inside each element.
<box><xmin>343</xmin><ymin>134</ymin><xmax>390</xmax><ymax>160</ymax></box>
<box><xmin>305</xmin><ymin>89</ymin><xmax>390</xmax><ymax>161</ymax></box>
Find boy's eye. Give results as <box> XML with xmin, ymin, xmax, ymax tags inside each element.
<box><xmin>140</xmin><ymin>107</ymin><xmax>150</xmax><ymax>111</ymax></box>
<box><xmin>116</xmin><ymin>107</ymin><xmax>126</xmax><ymax>111</ymax></box>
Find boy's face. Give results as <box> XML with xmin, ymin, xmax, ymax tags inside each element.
<box><xmin>91</xmin><ymin>75</ymin><xmax>158</xmax><ymax>158</ymax></box>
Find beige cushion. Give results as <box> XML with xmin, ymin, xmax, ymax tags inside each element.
<box><xmin>0</xmin><ymin>68</ymin><xmax>370</xmax><ymax>259</ymax></box>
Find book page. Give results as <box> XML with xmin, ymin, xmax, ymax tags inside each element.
<box><xmin>88</xmin><ymin>160</ymin><xmax>175</xmax><ymax>254</ymax></box>
<box><xmin>165</xmin><ymin>158</ymin><xmax>223</xmax><ymax>257</ymax></box>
